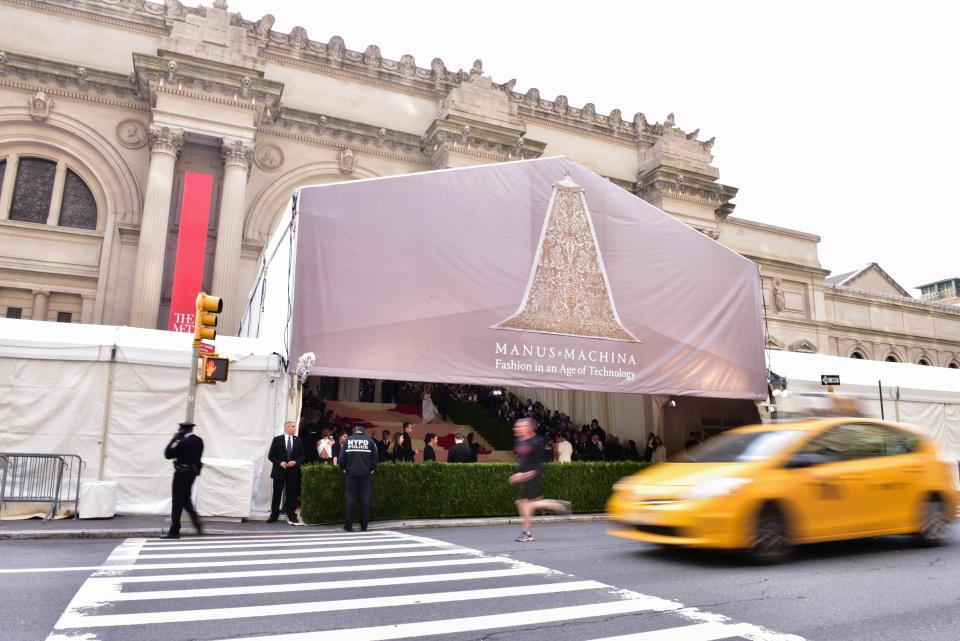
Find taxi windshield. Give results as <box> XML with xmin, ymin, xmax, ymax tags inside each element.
<box><xmin>674</xmin><ymin>430</ymin><xmax>805</xmax><ymax>463</ymax></box>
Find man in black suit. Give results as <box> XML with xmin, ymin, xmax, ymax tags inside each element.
<box><xmin>268</xmin><ymin>421</ymin><xmax>305</xmax><ymax>524</ymax></box>
<box><xmin>447</xmin><ymin>433</ymin><xmax>471</xmax><ymax>463</ymax></box>
<box><xmin>400</xmin><ymin>422</ymin><xmax>415</xmax><ymax>462</ymax></box>
<box><xmin>162</xmin><ymin>421</ymin><xmax>204</xmax><ymax>539</ymax></box>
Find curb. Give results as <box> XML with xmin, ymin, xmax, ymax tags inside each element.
<box><xmin>0</xmin><ymin>513</ymin><xmax>610</xmax><ymax>540</ymax></box>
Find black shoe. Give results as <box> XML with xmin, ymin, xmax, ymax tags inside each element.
<box><xmin>344</xmin><ymin>525</ymin><xmax>354</xmax><ymax>532</ymax></box>
<box><xmin>160</xmin><ymin>530</ymin><xmax>180</xmax><ymax>540</ymax></box>
<box><xmin>266</xmin><ymin>515</ymin><xmax>279</xmax><ymax>523</ymax></box>
<box><xmin>360</xmin><ymin>526</ymin><xmax>368</xmax><ymax>532</ymax></box>
<box><xmin>194</xmin><ymin>524</ymin><xmax>204</xmax><ymax>536</ymax></box>
<box><xmin>287</xmin><ymin>515</ymin><xmax>299</xmax><ymax>524</ymax></box>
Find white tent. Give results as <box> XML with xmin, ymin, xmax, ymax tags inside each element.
<box><xmin>0</xmin><ymin>319</ymin><xmax>290</xmax><ymax>515</ymax></box>
<box><xmin>767</xmin><ymin>349</ymin><xmax>960</xmax><ymax>464</ymax></box>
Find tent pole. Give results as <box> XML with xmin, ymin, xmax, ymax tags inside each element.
<box><xmin>98</xmin><ymin>345</ymin><xmax>118</xmax><ymax>481</ymax></box>
<box><xmin>878</xmin><ymin>380</ymin><xmax>884</xmax><ymax>420</ymax></box>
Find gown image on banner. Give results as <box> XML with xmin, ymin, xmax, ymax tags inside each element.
<box><xmin>494</xmin><ymin>173</ymin><xmax>638</xmax><ymax>342</ymax></box>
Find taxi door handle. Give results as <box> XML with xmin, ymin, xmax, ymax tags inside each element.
<box><xmin>903</xmin><ymin>467</ymin><xmax>924</xmax><ymax>474</ymax></box>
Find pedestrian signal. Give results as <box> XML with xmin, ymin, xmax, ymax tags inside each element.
<box><xmin>200</xmin><ymin>355</ymin><xmax>229</xmax><ymax>383</ymax></box>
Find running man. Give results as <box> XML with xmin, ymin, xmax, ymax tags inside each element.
<box><xmin>509</xmin><ymin>416</ymin><xmax>571</xmax><ymax>542</ymax></box>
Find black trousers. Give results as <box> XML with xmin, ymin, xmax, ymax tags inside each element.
<box><xmin>271</xmin><ymin>472</ymin><xmax>301</xmax><ymax>519</ymax></box>
<box><xmin>344</xmin><ymin>474</ymin><xmax>372</xmax><ymax>529</ymax></box>
<box><xmin>170</xmin><ymin>470</ymin><xmax>200</xmax><ymax>532</ymax></box>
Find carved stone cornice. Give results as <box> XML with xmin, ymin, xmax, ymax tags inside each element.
<box><xmin>637</xmin><ymin>169</ymin><xmax>738</xmax><ymax>219</ymax></box>
<box><xmin>147</xmin><ymin>124</ymin><xmax>183</xmax><ymax>157</ymax></box>
<box><xmin>422</xmin><ymin>115</ymin><xmax>545</xmax><ymax>169</ymax></box>
<box><xmin>221</xmin><ymin>138</ymin><xmax>253</xmax><ymax>169</ymax></box>
<box><xmin>8</xmin><ymin>1</ymin><xmax>733</xmax><ymax>166</ymax></box>
<box><xmin>0</xmin><ymin>0</ymin><xmax>169</xmax><ymax>35</ymax></box>
<box><xmin>132</xmin><ymin>52</ymin><xmax>283</xmax><ymax>116</ymax></box>
<box><xmin>0</xmin><ymin>50</ymin><xmax>146</xmax><ymax>109</ymax></box>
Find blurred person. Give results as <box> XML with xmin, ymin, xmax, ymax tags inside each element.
<box><xmin>643</xmin><ymin>432</ymin><xmax>656</xmax><ymax>462</ymax></box>
<box><xmin>267</xmin><ymin>421</ymin><xmax>304</xmax><ymax>524</ymax></box>
<box><xmin>554</xmin><ymin>432</ymin><xmax>573</xmax><ymax>463</ymax></box>
<box><xmin>590</xmin><ymin>419</ymin><xmax>606</xmax><ymax>444</ymax></box>
<box><xmin>316</xmin><ymin>429</ymin><xmax>334</xmax><ymax>464</ymax></box>
<box><xmin>651</xmin><ymin>436</ymin><xmax>666</xmax><ymax>464</ymax></box>
<box><xmin>161</xmin><ymin>421</ymin><xmax>203</xmax><ymax>539</ymax></box>
<box><xmin>625</xmin><ymin>439</ymin><xmax>641</xmax><ymax>462</ymax></box>
<box><xmin>400</xmin><ymin>422</ymin><xmax>416</xmax><ymax>462</ymax></box>
<box><xmin>376</xmin><ymin>429</ymin><xmax>390</xmax><ymax>462</ymax></box>
<box><xmin>510</xmin><ymin>417</ymin><xmax>571</xmax><ymax>542</ymax></box>
<box><xmin>467</xmin><ymin>432</ymin><xmax>481</xmax><ymax>463</ymax></box>
<box><xmin>332</xmin><ymin>431</ymin><xmax>348</xmax><ymax>466</ymax></box>
<box><xmin>422</xmin><ymin>388</ymin><xmax>438</xmax><ymax>424</ymax></box>
<box><xmin>386</xmin><ymin>432</ymin><xmax>403</xmax><ymax>462</ymax></box>
<box><xmin>422</xmin><ymin>433</ymin><xmax>437</xmax><ymax>461</ymax></box>
<box><xmin>585</xmin><ymin>433</ymin><xmax>604</xmax><ymax>461</ymax></box>
<box><xmin>447</xmin><ymin>433</ymin><xmax>471</xmax><ymax>463</ymax></box>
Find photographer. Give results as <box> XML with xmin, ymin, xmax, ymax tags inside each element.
<box><xmin>161</xmin><ymin>421</ymin><xmax>204</xmax><ymax>539</ymax></box>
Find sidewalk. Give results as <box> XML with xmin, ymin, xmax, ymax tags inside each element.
<box><xmin>0</xmin><ymin>513</ymin><xmax>610</xmax><ymax>540</ymax></box>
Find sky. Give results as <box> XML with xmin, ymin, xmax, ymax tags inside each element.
<box><xmin>231</xmin><ymin>0</ymin><xmax>959</xmax><ymax>294</ymax></box>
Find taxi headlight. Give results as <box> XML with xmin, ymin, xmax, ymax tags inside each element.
<box><xmin>686</xmin><ymin>477</ymin><xmax>751</xmax><ymax>501</ymax></box>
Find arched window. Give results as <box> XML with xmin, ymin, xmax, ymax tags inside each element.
<box><xmin>850</xmin><ymin>351</ymin><xmax>865</xmax><ymax>359</ymax></box>
<box><xmin>885</xmin><ymin>355</ymin><xmax>899</xmax><ymax>363</ymax></box>
<box><xmin>9</xmin><ymin>157</ymin><xmax>56</xmax><ymax>224</ymax></box>
<box><xmin>0</xmin><ymin>154</ymin><xmax>98</xmax><ymax>230</ymax></box>
<box><xmin>948</xmin><ymin>362</ymin><xmax>959</xmax><ymax>370</ymax></box>
<box><xmin>917</xmin><ymin>359</ymin><xmax>930</xmax><ymax>366</ymax></box>
<box><xmin>60</xmin><ymin>170</ymin><xmax>98</xmax><ymax>229</ymax></box>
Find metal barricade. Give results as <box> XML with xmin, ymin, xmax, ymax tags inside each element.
<box><xmin>0</xmin><ymin>453</ymin><xmax>84</xmax><ymax>521</ymax></box>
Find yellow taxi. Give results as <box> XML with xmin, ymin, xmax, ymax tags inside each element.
<box><xmin>607</xmin><ymin>418</ymin><xmax>957</xmax><ymax>562</ymax></box>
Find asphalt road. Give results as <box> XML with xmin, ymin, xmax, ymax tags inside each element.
<box><xmin>1</xmin><ymin>521</ymin><xmax>958</xmax><ymax>641</ymax></box>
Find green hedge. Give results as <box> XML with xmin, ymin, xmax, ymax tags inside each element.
<box><xmin>301</xmin><ymin>460</ymin><xmax>647</xmax><ymax>524</ymax></box>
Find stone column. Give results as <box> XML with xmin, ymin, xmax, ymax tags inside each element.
<box><xmin>211</xmin><ymin>139</ymin><xmax>253</xmax><ymax>336</ymax></box>
<box><xmin>32</xmin><ymin>289</ymin><xmax>50</xmax><ymax>321</ymax></box>
<box><xmin>128</xmin><ymin>125</ymin><xmax>182</xmax><ymax>328</ymax></box>
<box><xmin>80</xmin><ymin>294</ymin><xmax>96</xmax><ymax>324</ymax></box>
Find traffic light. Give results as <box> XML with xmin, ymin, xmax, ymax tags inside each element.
<box><xmin>193</xmin><ymin>292</ymin><xmax>222</xmax><ymax>341</ymax></box>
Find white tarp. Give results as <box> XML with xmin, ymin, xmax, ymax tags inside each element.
<box><xmin>0</xmin><ymin>319</ymin><xmax>290</xmax><ymax>515</ymax></box>
<box><xmin>768</xmin><ymin>349</ymin><xmax>960</xmax><ymax>461</ymax></box>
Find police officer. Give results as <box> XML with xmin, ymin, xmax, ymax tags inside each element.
<box><xmin>339</xmin><ymin>422</ymin><xmax>379</xmax><ymax>532</ymax></box>
<box><xmin>161</xmin><ymin>421</ymin><xmax>204</xmax><ymax>539</ymax></box>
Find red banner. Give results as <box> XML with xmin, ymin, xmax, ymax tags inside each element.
<box><xmin>168</xmin><ymin>172</ymin><xmax>214</xmax><ymax>333</ymax></box>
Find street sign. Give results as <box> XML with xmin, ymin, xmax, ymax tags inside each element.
<box><xmin>821</xmin><ymin>374</ymin><xmax>841</xmax><ymax>386</ymax></box>
<box><xmin>199</xmin><ymin>342</ymin><xmax>215</xmax><ymax>354</ymax></box>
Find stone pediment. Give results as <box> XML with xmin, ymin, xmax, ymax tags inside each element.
<box><xmin>788</xmin><ymin>339</ymin><xmax>818</xmax><ymax>353</ymax></box>
<box><xmin>828</xmin><ymin>263</ymin><xmax>911</xmax><ymax>298</ymax></box>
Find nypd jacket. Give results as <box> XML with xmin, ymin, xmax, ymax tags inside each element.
<box><xmin>339</xmin><ymin>433</ymin><xmax>379</xmax><ymax>476</ymax></box>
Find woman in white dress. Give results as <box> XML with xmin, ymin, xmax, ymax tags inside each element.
<box><xmin>651</xmin><ymin>436</ymin><xmax>666</xmax><ymax>464</ymax></box>
<box><xmin>422</xmin><ymin>388</ymin><xmax>438</xmax><ymax>424</ymax></box>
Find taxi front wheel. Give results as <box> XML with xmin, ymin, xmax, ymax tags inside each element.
<box><xmin>747</xmin><ymin>504</ymin><xmax>793</xmax><ymax>564</ymax></box>
<box><xmin>916</xmin><ymin>496</ymin><xmax>949</xmax><ymax>547</ymax></box>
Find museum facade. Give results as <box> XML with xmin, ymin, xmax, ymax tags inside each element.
<box><xmin>1</xmin><ymin>0</ymin><xmax>958</xmax><ymax>367</ymax></box>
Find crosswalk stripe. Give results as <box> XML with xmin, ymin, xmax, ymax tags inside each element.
<box><xmin>93</xmin><ymin>566</ymin><xmax>551</xmax><ymax>601</ymax></box>
<box><xmin>134</xmin><ymin>541</ymin><xmax>436</xmax><ymax>559</ymax></box>
<box><xmin>140</xmin><ymin>535</ymin><xmax>410</xmax><ymax>551</ymax></box>
<box><xmin>142</xmin><ymin>530</ymin><xmax>401</xmax><ymax>543</ymax></box>
<box><xmin>90</xmin><ymin>548</ymin><xmax>477</xmax><ymax>574</ymax></box>
<box><xmin>202</xmin><ymin>595</ymin><xmax>675</xmax><ymax>641</ymax></box>
<box><xmin>141</xmin><ymin>531</ymin><xmax>402</xmax><ymax>546</ymax></box>
<box><xmin>99</xmin><ymin>556</ymin><xmax>515</xmax><ymax>584</ymax></box>
<box><xmin>586</xmin><ymin>621</ymin><xmax>804</xmax><ymax>641</ymax></box>
<box><xmin>55</xmin><ymin>579</ymin><xmax>606</xmax><ymax>629</ymax></box>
